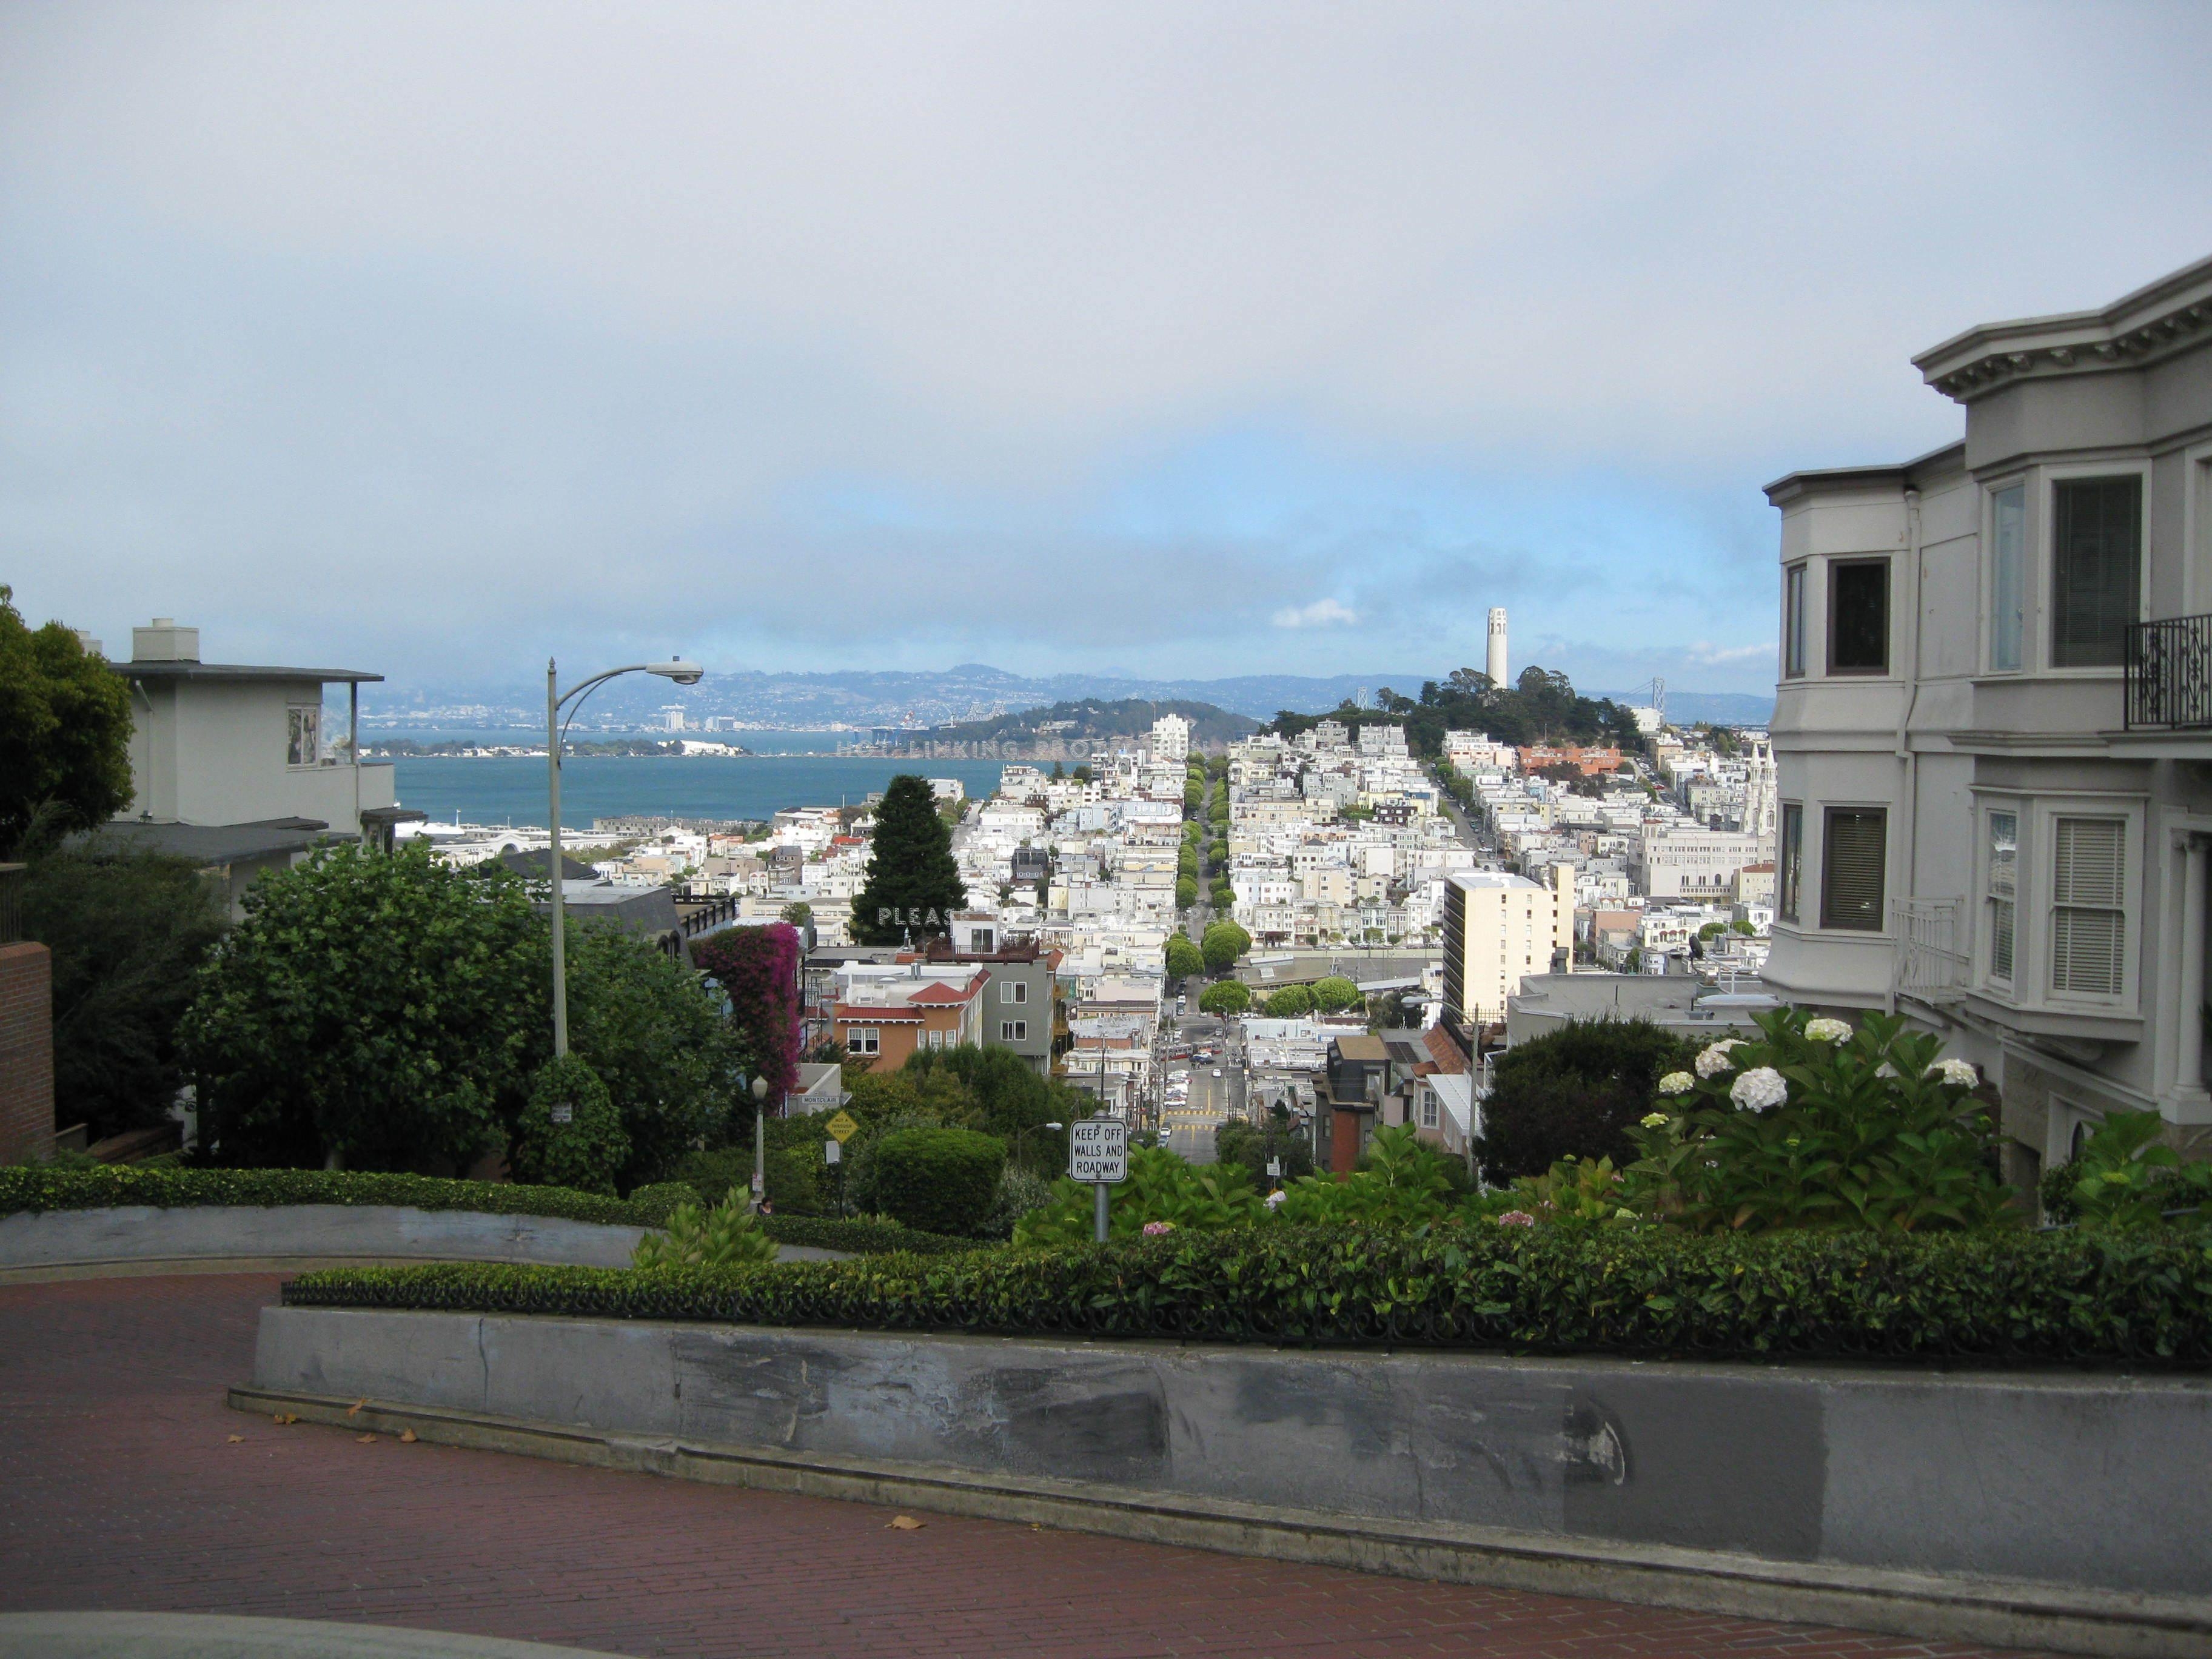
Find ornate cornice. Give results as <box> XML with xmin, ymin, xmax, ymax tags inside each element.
<box><xmin>1914</xmin><ymin>253</ymin><xmax>2212</xmax><ymax>404</ymax></box>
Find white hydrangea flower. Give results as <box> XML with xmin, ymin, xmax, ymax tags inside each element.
<box><xmin>1694</xmin><ymin>1040</ymin><xmax>1741</xmax><ymax>1078</ymax></box>
<box><xmin>1639</xmin><ymin>1111</ymin><xmax>1671</xmax><ymax>1130</ymax></box>
<box><xmin>1926</xmin><ymin>1057</ymin><xmax>1979</xmax><ymax>1088</ymax></box>
<box><xmin>1656</xmin><ymin>1071</ymin><xmax>1695</xmax><ymax>1097</ymax></box>
<box><xmin>1805</xmin><ymin>1017</ymin><xmax>1852</xmax><ymax>1044</ymax></box>
<box><xmin>1730</xmin><ymin>1067</ymin><xmax>1789</xmax><ymax>1112</ymax></box>
<box><xmin>1875</xmin><ymin>1061</ymin><xmax>1899</xmax><ymax>1079</ymax></box>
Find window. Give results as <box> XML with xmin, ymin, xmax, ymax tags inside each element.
<box><xmin>2051</xmin><ymin>477</ymin><xmax>2140</xmax><ymax>668</ymax></box>
<box><xmin>1778</xmin><ymin>805</ymin><xmax>1803</xmax><ymax>923</ymax></box>
<box><xmin>1828</xmin><ymin>560</ymin><xmax>1889</xmax><ymax>674</ymax></box>
<box><xmin>1990</xmin><ymin>484</ymin><xmax>2025</xmax><ymax>671</ymax></box>
<box><xmin>1986</xmin><ymin>810</ymin><xmax>2017</xmax><ymax>982</ymax></box>
<box><xmin>286</xmin><ymin>705</ymin><xmax>321</xmax><ymax>766</ymax></box>
<box><xmin>1420</xmin><ymin>1090</ymin><xmax>1438</xmax><ymax>1129</ymax></box>
<box><xmin>1000</xmin><ymin>1020</ymin><xmax>1027</xmax><ymax>1042</ymax></box>
<box><xmin>1783</xmin><ymin>565</ymin><xmax>1807</xmax><ymax>677</ymax></box>
<box><xmin>1000</xmin><ymin>979</ymin><xmax>1027</xmax><ymax>1005</ymax></box>
<box><xmin>1820</xmin><ymin>807</ymin><xmax>1886</xmax><ymax>931</ymax></box>
<box><xmin>2051</xmin><ymin>816</ymin><xmax>2126</xmax><ymax>996</ymax></box>
<box><xmin>971</xmin><ymin>927</ymin><xmax>996</xmax><ymax>953</ymax></box>
<box><xmin>849</xmin><ymin>1027</ymin><xmax>880</xmax><ymax>1056</ymax></box>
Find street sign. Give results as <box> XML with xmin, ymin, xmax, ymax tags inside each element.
<box><xmin>823</xmin><ymin>1139</ymin><xmax>842</xmax><ymax>1165</ymax></box>
<box><xmin>824</xmin><ymin>1109</ymin><xmax>860</xmax><ymax>1144</ymax></box>
<box><xmin>1069</xmin><ymin>1118</ymin><xmax>1128</xmax><ymax>1184</ymax></box>
<box><xmin>1266</xmin><ymin>1158</ymin><xmax>1281</xmax><ymax>1179</ymax></box>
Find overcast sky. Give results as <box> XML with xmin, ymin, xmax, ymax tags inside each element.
<box><xmin>5</xmin><ymin>2</ymin><xmax>2210</xmax><ymax>699</ymax></box>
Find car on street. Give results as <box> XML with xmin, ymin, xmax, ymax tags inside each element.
<box><xmin>1212</xmin><ymin>1067</ymin><xmax>1223</xmax><ymax>1078</ymax></box>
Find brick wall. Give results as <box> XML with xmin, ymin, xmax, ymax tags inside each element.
<box><xmin>0</xmin><ymin>941</ymin><xmax>55</xmax><ymax>1164</ymax></box>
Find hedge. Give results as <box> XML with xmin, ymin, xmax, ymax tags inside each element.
<box><xmin>282</xmin><ymin>1223</ymin><xmax>2212</xmax><ymax>1367</ymax></box>
<box><xmin>0</xmin><ymin>1165</ymin><xmax>973</xmax><ymax>1256</ymax></box>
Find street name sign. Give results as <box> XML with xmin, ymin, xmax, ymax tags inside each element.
<box><xmin>1069</xmin><ymin>1119</ymin><xmax>1128</xmax><ymax>1184</ymax></box>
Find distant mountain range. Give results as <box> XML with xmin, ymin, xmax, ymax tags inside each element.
<box><xmin>366</xmin><ymin>664</ymin><xmax>1773</xmax><ymax>731</ymax></box>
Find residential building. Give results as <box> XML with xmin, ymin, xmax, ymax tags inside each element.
<box><xmin>1440</xmin><ymin>866</ymin><xmax>1574</xmax><ymax>1026</ymax></box>
<box><xmin>1634</xmin><ymin>825</ymin><xmax>1772</xmax><ymax>900</ymax></box>
<box><xmin>914</xmin><ymin>915</ymin><xmax>1057</xmax><ymax>1074</ymax></box>
<box><xmin>1148</xmin><ymin>712</ymin><xmax>1191</xmax><ymax>763</ymax></box>
<box><xmin>1763</xmin><ymin>253</ymin><xmax>2212</xmax><ymax>1181</ymax></box>
<box><xmin>833</xmin><ymin>968</ymin><xmax>988</xmax><ymax>1071</ymax></box>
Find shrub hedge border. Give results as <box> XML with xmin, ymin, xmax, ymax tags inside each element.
<box><xmin>0</xmin><ymin>1167</ymin><xmax>973</xmax><ymax>1258</ymax></box>
<box><xmin>282</xmin><ymin>1223</ymin><xmax>2212</xmax><ymax>1367</ymax></box>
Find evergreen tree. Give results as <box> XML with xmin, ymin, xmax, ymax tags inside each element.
<box><xmin>851</xmin><ymin>774</ymin><xmax>967</xmax><ymax>945</ymax></box>
<box><xmin>0</xmin><ymin>586</ymin><xmax>134</xmax><ymax>853</ymax></box>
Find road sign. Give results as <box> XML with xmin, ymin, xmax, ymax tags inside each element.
<box><xmin>1069</xmin><ymin>1118</ymin><xmax>1128</xmax><ymax>1184</ymax></box>
<box><xmin>823</xmin><ymin>1139</ymin><xmax>842</xmax><ymax>1165</ymax></box>
<box><xmin>824</xmin><ymin>1109</ymin><xmax>860</xmax><ymax>1144</ymax></box>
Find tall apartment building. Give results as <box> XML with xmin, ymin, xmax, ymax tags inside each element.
<box><xmin>1764</xmin><ymin>253</ymin><xmax>2212</xmax><ymax>1179</ymax></box>
<box><xmin>1148</xmin><ymin>712</ymin><xmax>1191</xmax><ymax>763</ymax></box>
<box><xmin>1441</xmin><ymin>866</ymin><xmax>1573</xmax><ymax>1025</ymax></box>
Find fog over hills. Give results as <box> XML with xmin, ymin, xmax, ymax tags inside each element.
<box><xmin>367</xmin><ymin>665</ymin><xmax>1774</xmax><ymax>732</ymax></box>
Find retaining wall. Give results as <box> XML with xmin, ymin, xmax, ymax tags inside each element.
<box><xmin>0</xmin><ymin>1204</ymin><xmax>652</xmax><ymax>1278</ymax></box>
<box><xmin>248</xmin><ymin>1306</ymin><xmax>2212</xmax><ymax>1629</ymax></box>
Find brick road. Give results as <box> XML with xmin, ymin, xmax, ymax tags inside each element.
<box><xmin>1</xmin><ymin>1274</ymin><xmax>2048</xmax><ymax>1659</ymax></box>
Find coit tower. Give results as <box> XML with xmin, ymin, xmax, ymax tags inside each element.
<box><xmin>1486</xmin><ymin>608</ymin><xmax>1508</xmax><ymax>687</ymax></box>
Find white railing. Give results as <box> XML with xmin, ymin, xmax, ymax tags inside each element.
<box><xmin>1892</xmin><ymin>897</ymin><xmax>1968</xmax><ymax>1002</ymax></box>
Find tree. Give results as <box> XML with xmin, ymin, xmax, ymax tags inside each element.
<box><xmin>1214</xmin><ymin>1118</ymin><xmax>1313</xmax><ymax>1185</ymax></box>
<box><xmin>1198</xmin><ymin>979</ymin><xmax>1252</xmax><ymax>1016</ymax></box>
<box><xmin>1176</xmin><ymin>876</ymin><xmax>1198</xmax><ymax>910</ymax></box>
<box><xmin>1164</xmin><ymin>935</ymin><xmax>1204</xmax><ymax>978</ymax></box>
<box><xmin>182</xmin><ymin>843</ymin><xmax>543</xmax><ymax>1171</ymax></box>
<box><xmin>850</xmin><ymin>775</ymin><xmax>965</xmax><ymax>945</ymax></box>
<box><xmin>1309</xmin><ymin>975</ymin><xmax>1361</xmax><ymax>1013</ymax></box>
<box><xmin>1262</xmin><ymin>984</ymin><xmax>1314</xmax><ymax>1017</ymax></box>
<box><xmin>1476</xmin><ymin>1017</ymin><xmax>1696</xmax><ymax>1181</ymax></box>
<box><xmin>21</xmin><ymin>846</ymin><xmax>227</xmax><ymax>1143</ymax></box>
<box><xmin>780</xmin><ymin>900</ymin><xmax>813</xmax><ymax>927</ymax></box>
<box><xmin>0</xmin><ymin>586</ymin><xmax>133</xmax><ymax>853</ymax></box>
<box><xmin>693</xmin><ymin>924</ymin><xmax>801</xmax><ymax>1096</ymax></box>
<box><xmin>1201</xmin><ymin>919</ymin><xmax>1251</xmax><ymax>973</ymax></box>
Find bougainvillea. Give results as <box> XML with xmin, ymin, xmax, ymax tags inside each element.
<box><xmin>693</xmin><ymin>923</ymin><xmax>801</xmax><ymax>1100</ymax></box>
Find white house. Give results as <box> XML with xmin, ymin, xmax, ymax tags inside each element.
<box><xmin>1763</xmin><ymin>254</ymin><xmax>2212</xmax><ymax>1184</ymax></box>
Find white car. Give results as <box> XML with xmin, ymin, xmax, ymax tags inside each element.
<box><xmin>1212</xmin><ymin>1067</ymin><xmax>1224</xmax><ymax>1078</ymax></box>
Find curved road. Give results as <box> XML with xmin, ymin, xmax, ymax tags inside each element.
<box><xmin>1</xmin><ymin>1275</ymin><xmax>2038</xmax><ymax>1659</ymax></box>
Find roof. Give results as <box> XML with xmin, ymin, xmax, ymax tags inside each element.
<box><xmin>908</xmin><ymin>974</ymin><xmax>985</xmax><ymax>1005</ymax></box>
<box><xmin>1332</xmin><ymin>1034</ymin><xmax>1389</xmax><ymax>1063</ymax></box>
<box><xmin>1912</xmin><ymin>250</ymin><xmax>2212</xmax><ymax>400</ymax></box>
<box><xmin>115</xmin><ymin>662</ymin><xmax>383</xmax><ymax>685</ymax></box>
<box><xmin>497</xmin><ymin>848</ymin><xmax>603</xmax><ymax>882</ymax></box>
<box><xmin>84</xmin><ymin>817</ymin><xmax>329</xmax><ymax>865</ymax></box>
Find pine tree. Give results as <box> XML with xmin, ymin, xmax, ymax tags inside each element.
<box><xmin>851</xmin><ymin>775</ymin><xmax>967</xmax><ymax>945</ymax></box>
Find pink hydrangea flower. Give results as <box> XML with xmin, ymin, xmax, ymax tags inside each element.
<box><xmin>1141</xmin><ymin>1220</ymin><xmax>1176</xmax><ymax>1236</ymax></box>
<box><xmin>1496</xmin><ymin>1210</ymin><xmax>1537</xmax><ymax>1227</ymax></box>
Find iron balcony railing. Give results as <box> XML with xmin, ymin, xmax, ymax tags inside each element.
<box><xmin>2126</xmin><ymin>613</ymin><xmax>2212</xmax><ymax>731</ymax></box>
<box><xmin>1892</xmin><ymin>897</ymin><xmax>1968</xmax><ymax>1003</ymax></box>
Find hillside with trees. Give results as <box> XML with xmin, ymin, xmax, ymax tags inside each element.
<box><xmin>886</xmin><ymin>697</ymin><xmax>1258</xmax><ymax>755</ymax></box>
<box><xmin>1269</xmin><ymin>666</ymin><xmax>1637</xmax><ymax>759</ymax></box>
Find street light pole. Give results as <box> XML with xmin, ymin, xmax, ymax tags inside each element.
<box><xmin>545</xmin><ymin>655</ymin><xmax>704</xmax><ymax>1058</ymax></box>
<box><xmin>752</xmin><ymin>1075</ymin><xmax>769</xmax><ymax>1206</ymax></box>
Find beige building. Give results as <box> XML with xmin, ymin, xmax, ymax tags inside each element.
<box><xmin>1763</xmin><ymin>253</ymin><xmax>2212</xmax><ymax>1182</ymax></box>
<box><xmin>1633</xmin><ymin>824</ymin><xmax>1773</xmax><ymax>899</ymax></box>
<box><xmin>1440</xmin><ymin>866</ymin><xmax>1573</xmax><ymax>1025</ymax></box>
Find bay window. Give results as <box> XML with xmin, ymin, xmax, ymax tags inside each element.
<box><xmin>1820</xmin><ymin>807</ymin><xmax>1886</xmax><ymax>932</ymax></box>
<box><xmin>1829</xmin><ymin>559</ymin><xmax>1889</xmax><ymax>674</ymax></box>
<box><xmin>1986</xmin><ymin>809</ymin><xmax>2017</xmax><ymax>983</ymax></box>
<box><xmin>1778</xmin><ymin>804</ymin><xmax>1803</xmax><ymax>923</ymax></box>
<box><xmin>2051</xmin><ymin>477</ymin><xmax>2140</xmax><ymax>668</ymax></box>
<box><xmin>1989</xmin><ymin>485</ymin><xmax>2025</xmax><ymax>671</ymax></box>
<box><xmin>2050</xmin><ymin>816</ymin><xmax>2127</xmax><ymax>996</ymax></box>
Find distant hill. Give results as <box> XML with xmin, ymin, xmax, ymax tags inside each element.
<box><xmin>881</xmin><ymin>697</ymin><xmax>1258</xmax><ymax>757</ymax></box>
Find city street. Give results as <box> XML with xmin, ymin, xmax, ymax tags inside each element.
<box><xmin>1158</xmin><ymin>1014</ymin><xmax>1247</xmax><ymax>1164</ymax></box>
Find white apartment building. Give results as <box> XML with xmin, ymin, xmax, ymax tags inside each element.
<box><xmin>1148</xmin><ymin>712</ymin><xmax>1192</xmax><ymax>763</ymax></box>
<box><xmin>1440</xmin><ymin>866</ymin><xmax>1574</xmax><ymax>1025</ymax></box>
<box><xmin>1633</xmin><ymin>824</ymin><xmax>1773</xmax><ymax>900</ymax></box>
<box><xmin>1765</xmin><ymin>253</ymin><xmax>2212</xmax><ymax>1177</ymax></box>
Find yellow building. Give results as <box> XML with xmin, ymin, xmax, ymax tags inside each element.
<box><xmin>1441</xmin><ymin>866</ymin><xmax>1574</xmax><ymax>1026</ymax></box>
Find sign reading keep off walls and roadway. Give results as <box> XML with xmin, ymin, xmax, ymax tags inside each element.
<box><xmin>1068</xmin><ymin>1118</ymin><xmax>1128</xmax><ymax>1184</ymax></box>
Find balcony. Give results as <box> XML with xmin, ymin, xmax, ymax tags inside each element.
<box><xmin>1891</xmin><ymin>897</ymin><xmax>1968</xmax><ymax>1003</ymax></box>
<box><xmin>2125</xmin><ymin>613</ymin><xmax>2212</xmax><ymax>731</ymax></box>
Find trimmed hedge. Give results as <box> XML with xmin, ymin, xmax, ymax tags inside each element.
<box><xmin>0</xmin><ymin>1165</ymin><xmax>973</xmax><ymax>1256</ymax></box>
<box><xmin>282</xmin><ymin>1223</ymin><xmax>2212</xmax><ymax>1367</ymax></box>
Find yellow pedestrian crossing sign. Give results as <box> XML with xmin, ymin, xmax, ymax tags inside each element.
<box><xmin>825</xmin><ymin>1110</ymin><xmax>860</xmax><ymax>1144</ymax></box>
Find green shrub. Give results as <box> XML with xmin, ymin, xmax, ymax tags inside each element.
<box><xmin>1309</xmin><ymin>976</ymin><xmax>1361</xmax><ymax>1014</ymax></box>
<box><xmin>976</xmin><ymin>1165</ymin><xmax>1056</xmax><ymax>1241</ymax></box>
<box><xmin>1276</xmin><ymin>1125</ymin><xmax>1461</xmax><ymax>1227</ymax></box>
<box><xmin>1627</xmin><ymin>1010</ymin><xmax>2014</xmax><ymax>1233</ymax></box>
<box><xmin>871</xmin><ymin>1126</ymin><xmax>1006</xmax><ymax>1236</ymax></box>
<box><xmin>1214</xmin><ymin>1119</ymin><xmax>1313</xmax><ymax>1187</ymax></box>
<box><xmin>1015</xmin><ymin>1145</ymin><xmax>1265</xmax><ymax>1244</ymax></box>
<box><xmin>768</xmin><ymin>1142</ymin><xmax>824</xmax><ymax>1215</ymax></box>
<box><xmin>0</xmin><ymin>1164</ymin><xmax>654</xmax><ymax>1225</ymax></box>
<box><xmin>284</xmin><ymin>1224</ymin><xmax>2212</xmax><ymax>1367</ymax></box>
<box><xmin>626</xmin><ymin>1181</ymin><xmax>701</xmax><ymax>1222</ymax></box>
<box><xmin>632</xmin><ymin>1189</ymin><xmax>778</xmax><ymax>1270</ymax></box>
<box><xmin>2042</xmin><ymin>1110</ymin><xmax>2212</xmax><ymax>1230</ymax></box>
<box><xmin>1478</xmin><ymin>1017</ymin><xmax>1695</xmax><ymax>1181</ymax></box>
<box><xmin>1262</xmin><ymin>985</ymin><xmax>1315</xmax><ymax>1017</ymax></box>
<box><xmin>756</xmin><ymin>1215</ymin><xmax>978</xmax><ymax>1256</ymax></box>
<box><xmin>509</xmin><ymin>1055</ymin><xmax>628</xmax><ymax>1196</ymax></box>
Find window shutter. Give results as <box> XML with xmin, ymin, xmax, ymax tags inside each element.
<box><xmin>2051</xmin><ymin>817</ymin><xmax>2125</xmax><ymax>996</ymax></box>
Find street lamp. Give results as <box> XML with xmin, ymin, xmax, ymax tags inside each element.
<box><xmin>546</xmin><ymin>656</ymin><xmax>703</xmax><ymax>1055</ymax></box>
<box><xmin>751</xmin><ymin>1074</ymin><xmax>771</xmax><ymax>1205</ymax></box>
<box><xmin>1015</xmin><ymin>1120</ymin><xmax>1064</xmax><ymax>1168</ymax></box>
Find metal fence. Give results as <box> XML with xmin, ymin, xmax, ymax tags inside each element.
<box><xmin>2126</xmin><ymin>613</ymin><xmax>2212</xmax><ymax>731</ymax></box>
<box><xmin>1891</xmin><ymin>896</ymin><xmax>1967</xmax><ymax>1002</ymax></box>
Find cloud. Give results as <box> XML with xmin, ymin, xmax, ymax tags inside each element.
<box><xmin>1689</xmin><ymin>642</ymin><xmax>1777</xmax><ymax>665</ymax></box>
<box><xmin>1272</xmin><ymin>598</ymin><xmax>1359</xmax><ymax>630</ymax></box>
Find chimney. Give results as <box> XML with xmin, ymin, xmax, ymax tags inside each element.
<box><xmin>132</xmin><ymin>618</ymin><xmax>200</xmax><ymax>663</ymax></box>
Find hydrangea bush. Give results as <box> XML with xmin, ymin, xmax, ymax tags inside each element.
<box><xmin>1623</xmin><ymin>1008</ymin><xmax>2014</xmax><ymax>1233</ymax></box>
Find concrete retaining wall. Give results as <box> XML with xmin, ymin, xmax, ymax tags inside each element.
<box><xmin>0</xmin><ymin>1205</ymin><xmax>652</xmax><ymax>1278</ymax></box>
<box><xmin>250</xmin><ymin>1306</ymin><xmax>2212</xmax><ymax>1612</ymax></box>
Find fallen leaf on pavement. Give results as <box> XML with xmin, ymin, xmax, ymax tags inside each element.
<box><xmin>398</xmin><ymin>1429</ymin><xmax>418</xmax><ymax>1443</ymax></box>
<box><xmin>356</xmin><ymin>1433</ymin><xmax>377</xmax><ymax>1444</ymax></box>
<box><xmin>886</xmin><ymin>1515</ymin><xmax>925</xmax><ymax>1530</ymax></box>
<box><xmin>346</xmin><ymin>1399</ymin><xmax>366</xmax><ymax>1417</ymax></box>
<box><xmin>273</xmin><ymin>1413</ymin><xmax>299</xmax><ymax>1425</ymax></box>
<box><xmin>226</xmin><ymin>1435</ymin><xmax>244</xmax><ymax>1444</ymax></box>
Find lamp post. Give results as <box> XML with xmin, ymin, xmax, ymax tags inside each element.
<box><xmin>751</xmin><ymin>1074</ymin><xmax>771</xmax><ymax>1205</ymax></box>
<box><xmin>1015</xmin><ymin>1119</ymin><xmax>1064</xmax><ymax>1169</ymax></box>
<box><xmin>547</xmin><ymin>655</ymin><xmax>703</xmax><ymax>1055</ymax></box>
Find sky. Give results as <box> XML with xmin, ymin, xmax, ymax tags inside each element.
<box><xmin>4</xmin><ymin>2</ymin><xmax>2210</xmax><ymax>700</ymax></box>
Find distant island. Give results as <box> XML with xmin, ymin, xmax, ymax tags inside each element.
<box><xmin>866</xmin><ymin>697</ymin><xmax>1259</xmax><ymax>759</ymax></box>
<box><xmin>366</xmin><ymin>738</ymin><xmax>753</xmax><ymax>759</ymax></box>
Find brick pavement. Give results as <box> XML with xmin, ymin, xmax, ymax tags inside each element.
<box><xmin>1</xmin><ymin>1274</ymin><xmax>2053</xmax><ymax>1659</ymax></box>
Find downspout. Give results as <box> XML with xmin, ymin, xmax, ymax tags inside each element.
<box><xmin>1890</xmin><ymin>487</ymin><xmax>1925</xmax><ymax>1017</ymax></box>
